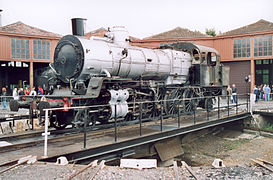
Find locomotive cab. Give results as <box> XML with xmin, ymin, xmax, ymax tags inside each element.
<box><xmin>162</xmin><ymin>42</ymin><xmax>228</xmax><ymax>87</ymax></box>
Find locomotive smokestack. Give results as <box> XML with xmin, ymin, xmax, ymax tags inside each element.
<box><xmin>71</xmin><ymin>18</ymin><xmax>86</xmax><ymax>36</ymax></box>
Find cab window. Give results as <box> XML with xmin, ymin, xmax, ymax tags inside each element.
<box><xmin>193</xmin><ymin>49</ymin><xmax>200</xmax><ymax>61</ymax></box>
<box><xmin>207</xmin><ymin>52</ymin><xmax>217</xmax><ymax>66</ymax></box>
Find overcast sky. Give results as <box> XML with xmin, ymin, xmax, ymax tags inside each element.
<box><xmin>1</xmin><ymin>0</ymin><xmax>273</xmax><ymax>38</ymax></box>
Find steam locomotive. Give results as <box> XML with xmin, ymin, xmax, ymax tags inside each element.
<box><xmin>11</xmin><ymin>18</ymin><xmax>229</xmax><ymax>129</ymax></box>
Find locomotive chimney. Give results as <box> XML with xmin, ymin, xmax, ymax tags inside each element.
<box><xmin>71</xmin><ymin>18</ymin><xmax>86</xmax><ymax>36</ymax></box>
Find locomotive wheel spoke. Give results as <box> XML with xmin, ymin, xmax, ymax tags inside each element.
<box><xmin>182</xmin><ymin>88</ymin><xmax>198</xmax><ymax>113</ymax></box>
<box><xmin>164</xmin><ymin>89</ymin><xmax>183</xmax><ymax>115</ymax></box>
<box><xmin>205</xmin><ymin>97</ymin><xmax>214</xmax><ymax>112</ymax></box>
<box><xmin>74</xmin><ymin>109</ymin><xmax>97</xmax><ymax>127</ymax></box>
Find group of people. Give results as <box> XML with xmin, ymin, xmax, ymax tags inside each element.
<box><xmin>253</xmin><ymin>84</ymin><xmax>272</xmax><ymax>102</ymax></box>
<box><xmin>1</xmin><ymin>86</ymin><xmax>44</xmax><ymax>109</ymax></box>
<box><xmin>12</xmin><ymin>86</ymin><xmax>44</xmax><ymax>100</ymax></box>
<box><xmin>227</xmin><ymin>83</ymin><xmax>273</xmax><ymax>103</ymax></box>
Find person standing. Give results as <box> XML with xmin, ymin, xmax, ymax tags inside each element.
<box><xmin>18</xmin><ymin>88</ymin><xmax>25</xmax><ymax>96</ymax></box>
<box><xmin>38</xmin><ymin>86</ymin><xmax>44</xmax><ymax>95</ymax></box>
<box><xmin>13</xmin><ymin>88</ymin><xmax>19</xmax><ymax>100</ymax></box>
<box><xmin>227</xmin><ymin>85</ymin><xmax>232</xmax><ymax>103</ymax></box>
<box><xmin>24</xmin><ymin>87</ymin><xmax>30</xmax><ymax>95</ymax></box>
<box><xmin>259</xmin><ymin>84</ymin><xmax>263</xmax><ymax>100</ymax></box>
<box><xmin>263</xmin><ymin>84</ymin><xmax>267</xmax><ymax>100</ymax></box>
<box><xmin>232</xmin><ymin>84</ymin><xmax>237</xmax><ymax>103</ymax></box>
<box><xmin>1</xmin><ymin>87</ymin><xmax>7</xmax><ymax>110</ymax></box>
<box><xmin>29</xmin><ymin>87</ymin><xmax>37</xmax><ymax>96</ymax></box>
<box><xmin>264</xmin><ymin>85</ymin><xmax>270</xmax><ymax>101</ymax></box>
<box><xmin>253</xmin><ymin>85</ymin><xmax>259</xmax><ymax>102</ymax></box>
<box><xmin>271</xmin><ymin>85</ymin><xmax>273</xmax><ymax>100</ymax></box>
<box><xmin>18</xmin><ymin>88</ymin><xmax>25</xmax><ymax>101</ymax></box>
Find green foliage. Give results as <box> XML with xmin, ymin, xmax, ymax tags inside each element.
<box><xmin>205</xmin><ymin>28</ymin><xmax>216</xmax><ymax>37</ymax></box>
<box><xmin>262</xmin><ymin>125</ymin><xmax>273</xmax><ymax>131</ymax></box>
<box><xmin>223</xmin><ymin>139</ymin><xmax>249</xmax><ymax>150</ymax></box>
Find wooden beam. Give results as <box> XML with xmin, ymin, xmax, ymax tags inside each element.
<box><xmin>173</xmin><ymin>161</ymin><xmax>179</xmax><ymax>180</ymax></box>
<box><xmin>251</xmin><ymin>159</ymin><xmax>273</xmax><ymax>172</ymax></box>
<box><xmin>0</xmin><ymin>155</ymin><xmax>33</xmax><ymax>174</ymax></box>
<box><xmin>181</xmin><ymin>161</ymin><xmax>199</xmax><ymax>180</ymax></box>
<box><xmin>89</xmin><ymin>160</ymin><xmax>105</xmax><ymax>180</ymax></box>
<box><xmin>67</xmin><ymin>160</ymin><xmax>98</xmax><ymax>180</ymax></box>
<box><xmin>256</xmin><ymin>158</ymin><xmax>273</xmax><ymax>166</ymax></box>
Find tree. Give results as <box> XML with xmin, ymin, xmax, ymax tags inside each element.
<box><xmin>205</xmin><ymin>28</ymin><xmax>216</xmax><ymax>37</ymax></box>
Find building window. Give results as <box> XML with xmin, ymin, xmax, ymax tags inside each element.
<box><xmin>255</xmin><ymin>60</ymin><xmax>262</xmax><ymax>64</ymax></box>
<box><xmin>254</xmin><ymin>36</ymin><xmax>272</xmax><ymax>57</ymax></box>
<box><xmin>255</xmin><ymin>59</ymin><xmax>272</xmax><ymax>86</ymax></box>
<box><xmin>233</xmin><ymin>38</ymin><xmax>250</xmax><ymax>58</ymax></box>
<box><xmin>11</xmin><ymin>39</ymin><xmax>30</xmax><ymax>59</ymax></box>
<box><xmin>33</xmin><ymin>40</ymin><xmax>50</xmax><ymax>60</ymax></box>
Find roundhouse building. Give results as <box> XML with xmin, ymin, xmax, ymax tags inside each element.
<box><xmin>132</xmin><ymin>19</ymin><xmax>273</xmax><ymax>94</ymax></box>
<box><xmin>0</xmin><ymin>21</ymin><xmax>61</xmax><ymax>91</ymax></box>
<box><xmin>1</xmin><ymin>19</ymin><xmax>272</xmax><ymax>95</ymax></box>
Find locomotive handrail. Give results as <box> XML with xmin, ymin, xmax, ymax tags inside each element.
<box><xmin>40</xmin><ymin>93</ymin><xmax>250</xmax><ymax>112</ymax></box>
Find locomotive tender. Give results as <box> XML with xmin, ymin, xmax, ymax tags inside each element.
<box><xmin>15</xmin><ymin>18</ymin><xmax>229</xmax><ymax>129</ymax></box>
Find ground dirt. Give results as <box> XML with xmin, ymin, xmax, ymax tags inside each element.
<box><xmin>181</xmin><ymin>129</ymin><xmax>273</xmax><ymax>167</ymax></box>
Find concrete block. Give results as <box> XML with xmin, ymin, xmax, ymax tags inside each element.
<box><xmin>0</xmin><ymin>141</ymin><xmax>12</xmax><ymax>147</ymax></box>
<box><xmin>0</xmin><ymin>122</ymin><xmax>12</xmax><ymax>134</ymax></box>
<box><xmin>212</xmin><ymin>158</ymin><xmax>225</xmax><ymax>168</ymax></box>
<box><xmin>120</xmin><ymin>159</ymin><xmax>157</xmax><ymax>169</ymax></box>
<box><xmin>16</xmin><ymin>121</ymin><xmax>23</xmax><ymax>132</ymax></box>
<box><xmin>55</xmin><ymin>156</ymin><xmax>69</xmax><ymax>165</ymax></box>
<box><xmin>18</xmin><ymin>155</ymin><xmax>33</xmax><ymax>164</ymax></box>
<box><xmin>27</xmin><ymin>156</ymin><xmax>37</xmax><ymax>164</ymax></box>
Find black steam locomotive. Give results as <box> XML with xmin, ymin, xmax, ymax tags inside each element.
<box><xmin>11</xmin><ymin>18</ymin><xmax>229</xmax><ymax>129</ymax></box>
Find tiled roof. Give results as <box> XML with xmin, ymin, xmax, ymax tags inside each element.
<box><xmin>85</xmin><ymin>27</ymin><xmax>107</xmax><ymax>37</ymax></box>
<box><xmin>85</xmin><ymin>27</ymin><xmax>107</xmax><ymax>38</ymax></box>
<box><xmin>85</xmin><ymin>27</ymin><xmax>140</xmax><ymax>40</ymax></box>
<box><xmin>0</xmin><ymin>21</ymin><xmax>61</xmax><ymax>37</ymax></box>
<box><xmin>222</xmin><ymin>19</ymin><xmax>273</xmax><ymax>36</ymax></box>
<box><xmin>144</xmin><ymin>27</ymin><xmax>207</xmax><ymax>40</ymax></box>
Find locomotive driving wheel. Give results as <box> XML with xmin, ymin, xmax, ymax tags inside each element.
<box><xmin>182</xmin><ymin>88</ymin><xmax>198</xmax><ymax>113</ymax></box>
<box><xmin>205</xmin><ymin>97</ymin><xmax>214</xmax><ymax>112</ymax></box>
<box><xmin>141</xmin><ymin>100</ymin><xmax>158</xmax><ymax>119</ymax></box>
<box><xmin>164</xmin><ymin>89</ymin><xmax>183</xmax><ymax>115</ymax></box>
<box><xmin>74</xmin><ymin>109</ymin><xmax>97</xmax><ymax>127</ymax></box>
<box><xmin>134</xmin><ymin>90</ymin><xmax>158</xmax><ymax>120</ymax></box>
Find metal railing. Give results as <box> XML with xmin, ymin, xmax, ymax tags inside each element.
<box><xmin>39</xmin><ymin>93</ymin><xmax>251</xmax><ymax>157</ymax></box>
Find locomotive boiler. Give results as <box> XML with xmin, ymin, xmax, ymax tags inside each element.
<box><xmin>12</xmin><ymin>18</ymin><xmax>229</xmax><ymax>129</ymax></box>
